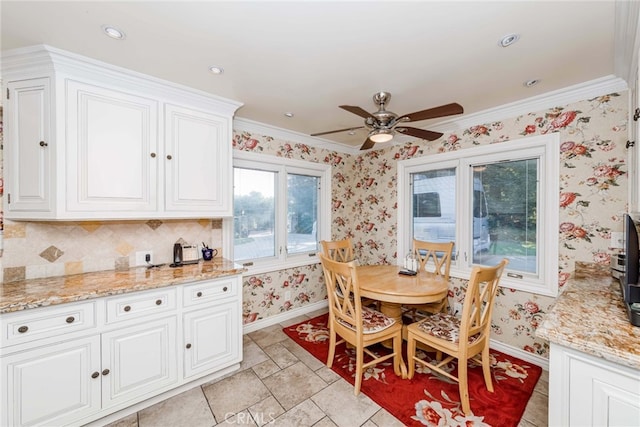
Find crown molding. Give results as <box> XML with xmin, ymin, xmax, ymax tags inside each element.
<box><xmin>427</xmin><ymin>75</ymin><xmax>628</xmax><ymax>133</ymax></box>
<box><xmin>235</xmin><ymin>75</ymin><xmax>629</xmax><ymax>155</ymax></box>
<box><xmin>614</xmin><ymin>0</ymin><xmax>640</xmax><ymax>87</ymax></box>
<box><xmin>233</xmin><ymin>117</ymin><xmax>355</xmax><ymax>153</ymax></box>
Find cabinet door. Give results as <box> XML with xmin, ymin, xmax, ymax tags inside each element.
<box><xmin>101</xmin><ymin>316</ymin><xmax>178</xmax><ymax>409</ymax></box>
<box><xmin>0</xmin><ymin>336</ymin><xmax>101</xmax><ymax>427</ymax></box>
<box><xmin>4</xmin><ymin>78</ymin><xmax>52</xmax><ymax>215</ymax></box>
<box><xmin>66</xmin><ymin>79</ymin><xmax>159</xmax><ymax>214</ymax></box>
<box><xmin>164</xmin><ymin>104</ymin><xmax>232</xmax><ymax>215</ymax></box>
<box><xmin>183</xmin><ymin>301</ymin><xmax>241</xmax><ymax>379</ymax></box>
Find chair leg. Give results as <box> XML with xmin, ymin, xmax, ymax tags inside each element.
<box><xmin>354</xmin><ymin>347</ymin><xmax>364</xmax><ymax>395</ymax></box>
<box><xmin>458</xmin><ymin>360</ymin><xmax>471</xmax><ymax>416</ymax></box>
<box><xmin>327</xmin><ymin>328</ymin><xmax>336</xmax><ymax>368</ymax></box>
<box><xmin>407</xmin><ymin>333</ymin><xmax>416</xmax><ymax>379</ymax></box>
<box><xmin>392</xmin><ymin>332</ymin><xmax>405</xmax><ymax>378</ymax></box>
<box><xmin>482</xmin><ymin>344</ymin><xmax>494</xmax><ymax>392</ymax></box>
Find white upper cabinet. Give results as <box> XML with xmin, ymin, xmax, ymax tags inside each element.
<box><xmin>4</xmin><ymin>78</ymin><xmax>52</xmax><ymax>213</ymax></box>
<box><xmin>1</xmin><ymin>45</ymin><xmax>242</xmax><ymax>220</ymax></box>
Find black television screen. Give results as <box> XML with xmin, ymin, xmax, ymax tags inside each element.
<box><xmin>622</xmin><ymin>213</ymin><xmax>640</xmax><ymax>303</ymax></box>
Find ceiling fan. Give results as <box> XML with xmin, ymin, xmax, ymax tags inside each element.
<box><xmin>311</xmin><ymin>91</ymin><xmax>463</xmax><ymax>150</ymax></box>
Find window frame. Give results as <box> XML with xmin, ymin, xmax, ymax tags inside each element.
<box><xmin>397</xmin><ymin>133</ymin><xmax>560</xmax><ymax>297</ymax></box>
<box><xmin>231</xmin><ymin>150</ymin><xmax>331</xmax><ymax>275</ymax></box>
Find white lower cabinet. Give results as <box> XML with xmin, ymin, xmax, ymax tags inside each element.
<box><xmin>1</xmin><ymin>336</ymin><xmax>101</xmax><ymax>427</ymax></box>
<box><xmin>0</xmin><ymin>275</ymin><xmax>242</xmax><ymax>427</ymax></box>
<box><xmin>548</xmin><ymin>343</ymin><xmax>640</xmax><ymax>426</ymax></box>
<box><xmin>101</xmin><ymin>317</ymin><xmax>178</xmax><ymax>409</ymax></box>
<box><xmin>183</xmin><ymin>301</ymin><xmax>239</xmax><ymax>379</ymax></box>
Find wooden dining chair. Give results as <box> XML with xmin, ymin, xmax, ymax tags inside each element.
<box><xmin>321</xmin><ymin>239</ymin><xmax>378</xmax><ymax>309</ymax></box>
<box><xmin>318</xmin><ymin>254</ymin><xmax>405</xmax><ymax>395</ymax></box>
<box><xmin>406</xmin><ymin>259</ymin><xmax>508</xmax><ymax>415</ymax></box>
<box><xmin>403</xmin><ymin>239</ymin><xmax>454</xmax><ymax>322</ymax></box>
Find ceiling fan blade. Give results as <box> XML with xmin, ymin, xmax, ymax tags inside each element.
<box><xmin>360</xmin><ymin>137</ymin><xmax>376</xmax><ymax>150</ymax></box>
<box><xmin>340</xmin><ymin>105</ymin><xmax>374</xmax><ymax>119</ymax></box>
<box><xmin>396</xmin><ymin>127</ymin><xmax>443</xmax><ymax>141</ymax></box>
<box><xmin>401</xmin><ymin>103</ymin><xmax>464</xmax><ymax>122</ymax></box>
<box><xmin>310</xmin><ymin>126</ymin><xmax>364</xmax><ymax>137</ymax></box>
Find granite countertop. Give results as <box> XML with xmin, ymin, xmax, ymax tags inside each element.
<box><xmin>0</xmin><ymin>259</ymin><xmax>245</xmax><ymax>314</ymax></box>
<box><xmin>536</xmin><ymin>273</ymin><xmax>640</xmax><ymax>370</ymax></box>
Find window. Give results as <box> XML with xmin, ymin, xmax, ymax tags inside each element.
<box><xmin>232</xmin><ymin>151</ymin><xmax>331</xmax><ymax>274</ymax></box>
<box><xmin>398</xmin><ymin>134</ymin><xmax>559</xmax><ymax>296</ymax></box>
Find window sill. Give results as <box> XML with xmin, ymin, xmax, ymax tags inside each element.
<box><xmin>238</xmin><ymin>255</ymin><xmax>320</xmax><ymax>276</ymax></box>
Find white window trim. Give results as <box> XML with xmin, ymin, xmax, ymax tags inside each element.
<box><xmin>230</xmin><ymin>150</ymin><xmax>331</xmax><ymax>275</ymax></box>
<box><xmin>398</xmin><ymin>133</ymin><xmax>559</xmax><ymax>297</ymax></box>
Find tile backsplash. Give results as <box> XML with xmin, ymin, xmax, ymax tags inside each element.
<box><xmin>1</xmin><ymin>218</ymin><xmax>223</xmax><ymax>283</ymax></box>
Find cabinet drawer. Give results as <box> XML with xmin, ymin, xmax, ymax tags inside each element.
<box><xmin>105</xmin><ymin>288</ymin><xmax>177</xmax><ymax>324</ymax></box>
<box><xmin>183</xmin><ymin>278</ymin><xmax>238</xmax><ymax>308</ymax></box>
<box><xmin>1</xmin><ymin>301</ymin><xmax>97</xmax><ymax>348</ymax></box>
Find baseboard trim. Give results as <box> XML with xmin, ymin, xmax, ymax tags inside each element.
<box><xmin>242</xmin><ymin>300</ymin><xmax>329</xmax><ymax>334</ymax></box>
<box><xmin>490</xmin><ymin>338</ymin><xmax>549</xmax><ymax>371</ymax></box>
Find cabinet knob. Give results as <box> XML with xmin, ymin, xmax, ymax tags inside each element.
<box><xmin>91</xmin><ymin>372</ymin><xmax>100</xmax><ymax>379</ymax></box>
<box><xmin>102</xmin><ymin>369</ymin><xmax>110</xmax><ymax>376</ymax></box>
<box><xmin>150</xmin><ymin>152</ymin><xmax>157</xmax><ymax>158</ymax></box>
<box><xmin>155</xmin><ymin>299</ymin><xmax>162</xmax><ymax>305</ymax></box>
<box><xmin>39</xmin><ymin>140</ymin><xmax>48</xmax><ymax>147</ymax></box>
<box><xmin>223</xmin><ymin>286</ymin><xmax>228</xmax><ymax>292</ymax></box>
<box><xmin>124</xmin><ymin>305</ymin><xmax>131</xmax><ymax>312</ymax></box>
<box><xmin>66</xmin><ymin>316</ymin><xmax>75</xmax><ymax>324</ymax></box>
<box><xmin>196</xmin><ymin>291</ymin><xmax>203</xmax><ymax>297</ymax></box>
<box><xmin>18</xmin><ymin>325</ymin><xmax>29</xmax><ymax>333</ymax></box>
<box><xmin>186</xmin><ymin>343</ymin><xmax>192</xmax><ymax>349</ymax></box>
<box><xmin>166</xmin><ymin>154</ymin><xmax>173</xmax><ymax>160</ymax></box>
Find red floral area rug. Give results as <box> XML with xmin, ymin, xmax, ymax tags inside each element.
<box><xmin>283</xmin><ymin>314</ymin><xmax>542</xmax><ymax>427</ymax></box>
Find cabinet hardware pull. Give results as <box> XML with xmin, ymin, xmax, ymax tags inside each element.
<box><xmin>150</xmin><ymin>152</ymin><xmax>157</xmax><ymax>158</ymax></box>
<box><xmin>627</xmin><ymin>140</ymin><xmax>635</xmax><ymax>148</ymax></box>
<box><xmin>155</xmin><ymin>299</ymin><xmax>162</xmax><ymax>305</ymax></box>
<box><xmin>91</xmin><ymin>372</ymin><xmax>100</xmax><ymax>379</ymax></box>
<box><xmin>196</xmin><ymin>291</ymin><xmax>203</xmax><ymax>297</ymax></box>
<box><xmin>186</xmin><ymin>343</ymin><xmax>192</xmax><ymax>349</ymax></box>
<box><xmin>166</xmin><ymin>154</ymin><xmax>172</xmax><ymax>160</ymax></box>
<box><xmin>66</xmin><ymin>316</ymin><xmax>75</xmax><ymax>323</ymax></box>
<box><xmin>18</xmin><ymin>326</ymin><xmax>28</xmax><ymax>333</ymax></box>
<box><xmin>124</xmin><ymin>305</ymin><xmax>131</xmax><ymax>312</ymax></box>
<box><xmin>39</xmin><ymin>140</ymin><xmax>48</xmax><ymax>147</ymax></box>
<box><xmin>102</xmin><ymin>369</ymin><xmax>110</xmax><ymax>376</ymax></box>
<box><xmin>634</xmin><ymin>108</ymin><xmax>640</xmax><ymax>121</ymax></box>
<box><xmin>223</xmin><ymin>286</ymin><xmax>228</xmax><ymax>292</ymax></box>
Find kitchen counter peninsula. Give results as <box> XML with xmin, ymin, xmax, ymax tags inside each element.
<box><xmin>0</xmin><ymin>259</ymin><xmax>245</xmax><ymax>314</ymax></box>
<box><xmin>536</xmin><ymin>271</ymin><xmax>640</xmax><ymax>426</ymax></box>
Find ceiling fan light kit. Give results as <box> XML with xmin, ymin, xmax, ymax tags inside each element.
<box><xmin>369</xmin><ymin>129</ymin><xmax>394</xmax><ymax>143</ymax></box>
<box><xmin>311</xmin><ymin>91</ymin><xmax>464</xmax><ymax>150</ymax></box>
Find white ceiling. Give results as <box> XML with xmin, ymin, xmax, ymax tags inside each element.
<box><xmin>1</xmin><ymin>1</ymin><xmax>637</xmax><ymax>150</ymax></box>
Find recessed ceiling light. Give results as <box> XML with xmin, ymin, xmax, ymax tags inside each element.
<box><xmin>102</xmin><ymin>25</ymin><xmax>126</xmax><ymax>40</ymax></box>
<box><xmin>499</xmin><ymin>33</ymin><xmax>520</xmax><ymax>48</ymax></box>
<box><xmin>524</xmin><ymin>79</ymin><xmax>541</xmax><ymax>87</ymax></box>
<box><xmin>208</xmin><ymin>66</ymin><xmax>224</xmax><ymax>75</ymax></box>
<box><xmin>284</xmin><ymin>112</ymin><xmax>294</xmax><ymax>118</ymax></box>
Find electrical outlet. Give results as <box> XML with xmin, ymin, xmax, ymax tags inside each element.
<box><xmin>285</xmin><ymin>291</ymin><xmax>292</xmax><ymax>301</ymax></box>
<box><xmin>135</xmin><ymin>250</ymin><xmax>153</xmax><ymax>266</ymax></box>
<box><xmin>453</xmin><ymin>302</ymin><xmax>463</xmax><ymax>315</ymax></box>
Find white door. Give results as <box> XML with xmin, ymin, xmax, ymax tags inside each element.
<box><xmin>164</xmin><ymin>104</ymin><xmax>232</xmax><ymax>214</ymax></box>
<box><xmin>101</xmin><ymin>317</ymin><xmax>178</xmax><ymax>409</ymax></box>
<box><xmin>0</xmin><ymin>336</ymin><xmax>101</xmax><ymax>427</ymax></box>
<box><xmin>183</xmin><ymin>302</ymin><xmax>240</xmax><ymax>379</ymax></box>
<box><xmin>65</xmin><ymin>79</ymin><xmax>159</xmax><ymax>213</ymax></box>
<box><xmin>5</xmin><ymin>78</ymin><xmax>52</xmax><ymax>214</ymax></box>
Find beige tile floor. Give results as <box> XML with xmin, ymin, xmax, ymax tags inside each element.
<box><xmin>106</xmin><ymin>308</ymin><xmax>549</xmax><ymax>426</ymax></box>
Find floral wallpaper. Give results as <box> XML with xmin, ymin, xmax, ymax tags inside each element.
<box><xmin>236</xmin><ymin>91</ymin><xmax>629</xmax><ymax>361</ymax></box>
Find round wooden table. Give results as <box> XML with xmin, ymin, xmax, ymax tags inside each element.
<box><xmin>356</xmin><ymin>265</ymin><xmax>449</xmax><ymax>378</ymax></box>
<box><xmin>357</xmin><ymin>264</ymin><xmax>449</xmax><ymax>325</ymax></box>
